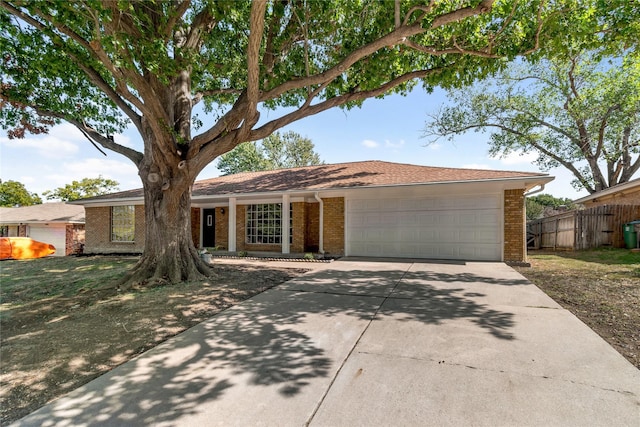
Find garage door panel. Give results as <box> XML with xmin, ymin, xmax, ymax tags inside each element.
<box><xmin>28</xmin><ymin>226</ymin><xmax>65</xmax><ymax>257</ymax></box>
<box><xmin>347</xmin><ymin>194</ymin><xmax>502</xmax><ymax>261</ymax></box>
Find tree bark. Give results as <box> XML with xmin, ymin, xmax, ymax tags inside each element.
<box><xmin>115</xmin><ymin>157</ymin><xmax>212</xmax><ymax>289</ymax></box>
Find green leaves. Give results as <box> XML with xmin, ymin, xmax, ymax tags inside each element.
<box><xmin>0</xmin><ymin>180</ymin><xmax>42</xmax><ymax>207</ymax></box>
<box><xmin>2</xmin><ymin>0</ymin><xmax>637</xmax><ymax>179</ymax></box>
<box><xmin>42</xmin><ymin>176</ymin><xmax>119</xmax><ymax>201</ymax></box>
<box><xmin>216</xmin><ymin>131</ymin><xmax>323</xmax><ymax>175</ymax></box>
<box><xmin>425</xmin><ymin>49</ymin><xmax>640</xmax><ymax>193</ymax></box>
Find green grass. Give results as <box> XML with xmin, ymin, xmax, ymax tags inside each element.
<box><xmin>528</xmin><ymin>249</ymin><xmax>640</xmax><ymax>279</ymax></box>
<box><xmin>531</xmin><ymin>248</ymin><xmax>640</xmax><ymax>264</ymax></box>
<box><xmin>0</xmin><ymin>256</ymin><xmax>137</xmax><ymax>305</ymax></box>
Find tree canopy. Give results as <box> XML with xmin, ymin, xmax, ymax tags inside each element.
<box><xmin>0</xmin><ymin>0</ymin><xmax>630</xmax><ymax>287</ymax></box>
<box><xmin>0</xmin><ymin>180</ymin><xmax>42</xmax><ymax>207</ymax></box>
<box><xmin>43</xmin><ymin>176</ymin><xmax>119</xmax><ymax>201</ymax></box>
<box><xmin>217</xmin><ymin>131</ymin><xmax>323</xmax><ymax>175</ymax></box>
<box><xmin>424</xmin><ymin>49</ymin><xmax>640</xmax><ymax>193</ymax></box>
<box><xmin>526</xmin><ymin>193</ymin><xmax>575</xmax><ymax>220</ymax></box>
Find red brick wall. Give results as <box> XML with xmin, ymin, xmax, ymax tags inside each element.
<box><xmin>65</xmin><ymin>224</ymin><xmax>85</xmax><ymax>255</ymax></box>
<box><xmin>84</xmin><ymin>206</ymin><xmax>145</xmax><ymax>253</ymax></box>
<box><xmin>323</xmin><ymin>197</ymin><xmax>344</xmax><ymax>256</ymax></box>
<box><xmin>190</xmin><ymin>208</ymin><xmax>200</xmax><ymax>247</ymax></box>
<box><xmin>291</xmin><ymin>202</ymin><xmax>306</xmax><ymax>253</ymax></box>
<box><xmin>504</xmin><ymin>189</ymin><xmax>526</xmax><ymax>263</ymax></box>
<box><xmin>215</xmin><ymin>207</ymin><xmax>229</xmax><ymax>249</ymax></box>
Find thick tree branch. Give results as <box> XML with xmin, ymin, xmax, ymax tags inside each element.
<box><xmin>262</xmin><ymin>1</ymin><xmax>286</xmax><ymax>85</ymax></box>
<box><xmin>242</xmin><ymin>0</ymin><xmax>267</xmax><ymax>136</ymax></box>
<box><xmin>165</xmin><ymin>0</ymin><xmax>191</xmax><ymax>42</ymax></box>
<box><xmin>403</xmin><ymin>40</ymin><xmax>500</xmax><ymax>58</ymax></box>
<box><xmin>251</xmin><ymin>69</ymin><xmax>443</xmax><ymax>142</ymax></box>
<box><xmin>261</xmin><ymin>2</ymin><xmax>494</xmax><ymax>103</ymax></box>
<box><xmin>183</xmin><ymin>7</ymin><xmax>216</xmax><ymax>50</ymax></box>
<box><xmin>190</xmin><ymin>91</ymin><xmax>249</xmax><ymax>157</ymax></box>
<box><xmin>3</xmin><ymin>97</ymin><xmax>144</xmax><ymax>166</ymax></box>
<box><xmin>430</xmin><ymin>0</ymin><xmax>493</xmax><ymax>28</ymax></box>
<box><xmin>596</xmin><ymin>105</ymin><xmax>620</xmax><ymax>160</ymax></box>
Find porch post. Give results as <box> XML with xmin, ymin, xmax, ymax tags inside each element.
<box><xmin>228</xmin><ymin>197</ymin><xmax>237</xmax><ymax>252</ymax></box>
<box><xmin>282</xmin><ymin>194</ymin><xmax>290</xmax><ymax>254</ymax></box>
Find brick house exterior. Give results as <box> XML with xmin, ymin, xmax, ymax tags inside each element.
<box><xmin>75</xmin><ymin>161</ymin><xmax>551</xmax><ymax>263</ymax></box>
<box><xmin>503</xmin><ymin>189</ymin><xmax>526</xmax><ymax>263</ymax></box>
<box><xmin>84</xmin><ymin>205</ymin><xmax>145</xmax><ymax>253</ymax></box>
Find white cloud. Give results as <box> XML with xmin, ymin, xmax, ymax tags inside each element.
<box><xmin>385</xmin><ymin>139</ymin><xmax>405</xmax><ymax>149</ymax></box>
<box><xmin>361</xmin><ymin>139</ymin><xmax>380</xmax><ymax>148</ymax></box>
<box><xmin>427</xmin><ymin>143</ymin><xmax>441</xmax><ymax>150</ymax></box>
<box><xmin>0</xmin><ymin>129</ymin><xmax>80</xmax><ymax>159</ymax></box>
<box><xmin>42</xmin><ymin>158</ymin><xmax>140</xmax><ymax>194</ymax></box>
<box><xmin>491</xmin><ymin>150</ymin><xmax>539</xmax><ymax>165</ymax></box>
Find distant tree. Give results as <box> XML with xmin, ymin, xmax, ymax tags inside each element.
<box><xmin>526</xmin><ymin>193</ymin><xmax>575</xmax><ymax>220</ymax></box>
<box><xmin>217</xmin><ymin>131</ymin><xmax>323</xmax><ymax>175</ymax></box>
<box><xmin>425</xmin><ymin>50</ymin><xmax>640</xmax><ymax>193</ymax></box>
<box><xmin>43</xmin><ymin>176</ymin><xmax>119</xmax><ymax>201</ymax></box>
<box><xmin>0</xmin><ymin>180</ymin><xmax>42</xmax><ymax>206</ymax></box>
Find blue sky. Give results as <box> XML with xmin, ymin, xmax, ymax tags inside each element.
<box><xmin>1</xmin><ymin>87</ymin><xmax>593</xmax><ymax>200</ymax></box>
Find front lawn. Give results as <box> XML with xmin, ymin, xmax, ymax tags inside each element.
<box><xmin>0</xmin><ymin>256</ymin><xmax>309</xmax><ymax>425</ymax></box>
<box><xmin>515</xmin><ymin>249</ymin><xmax>640</xmax><ymax>369</ymax></box>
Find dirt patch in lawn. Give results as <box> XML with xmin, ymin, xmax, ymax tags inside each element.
<box><xmin>0</xmin><ymin>256</ymin><xmax>311</xmax><ymax>425</ymax></box>
<box><xmin>514</xmin><ymin>249</ymin><xmax>640</xmax><ymax>369</ymax></box>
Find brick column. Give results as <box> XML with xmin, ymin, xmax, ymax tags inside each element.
<box><xmin>503</xmin><ymin>189</ymin><xmax>526</xmax><ymax>263</ymax></box>
<box><xmin>291</xmin><ymin>202</ymin><xmax>306</xmax><ymax>253</ymax></box>
<box><xmin>323</xmin><ymin>197</ymin><xmax>345</xmax><ymax>256</ymax></box>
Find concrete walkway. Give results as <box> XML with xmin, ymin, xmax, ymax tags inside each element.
<box><xmin>13</xmin><ymin>259</ymin><xmax>640</xmax><ymax>426</ymax></box>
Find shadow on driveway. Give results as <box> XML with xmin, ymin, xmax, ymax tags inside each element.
<box><xmin>15</xmin><ymin>263</ymin><xmax>520</xmax><ymax>426</ymax></box>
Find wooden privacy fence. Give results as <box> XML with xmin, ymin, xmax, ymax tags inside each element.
<box><xmin>527</xmin><ymin>205</ymin><xmax>640</xmax><ymax>250</ymax></box>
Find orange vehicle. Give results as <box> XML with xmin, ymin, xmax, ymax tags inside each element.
<box><xmin>0</xmin><ymin>237</ymin><xmax>56</xmax><ymax>260</ymax></box>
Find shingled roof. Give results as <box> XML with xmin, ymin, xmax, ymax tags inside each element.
<box><xmin>75</xmin><ymin>160</ymin><xmax>551</xmax><ymax>202</ymax></box>
<box><xmin>0</xmin><ymin>202</ymin><xmax>85</xmax><ymax>224</ymax></box>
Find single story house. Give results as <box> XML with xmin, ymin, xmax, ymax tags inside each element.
<box><xmin>0</xmin><ymin>202</ymin><xmax>85</xmax><ymax>256</ymax></box>
<box><xmin>73</xmin><ymin>161</ymin><xmax>553</xmax><ymax>263</ymax></box>
<box><xmin>573</xmin><ymin>178</ymin><xmax>640</xmax><ymax>207</ymax></box>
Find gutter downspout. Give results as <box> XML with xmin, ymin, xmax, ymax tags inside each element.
<box><xmin>524</xmin><ymin>184</ymin><xmax>545</xmax><ymax>197</ymax></box>
<box><xmin>314</xmin><ymin>192</ymin><xmax>324</xmax><ymax>254</ymax></box>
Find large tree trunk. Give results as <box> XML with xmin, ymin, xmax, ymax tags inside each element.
<box><xmin>116</xmin><ymin>161</ymin><xmax>213</xmax><ymax>289</ymax></box>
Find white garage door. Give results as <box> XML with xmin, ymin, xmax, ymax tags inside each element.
<box><xmin>347</xmin><ymin>193</ymin><xmax>502</xmax><ymax>261</ymax></box>
<box><xmin>28</xmin><ymin>225</ymin><xmax>66</xmax><ymax>256</ymax></box>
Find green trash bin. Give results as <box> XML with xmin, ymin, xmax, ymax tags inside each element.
<box><xmin>623</xmin><ymin>223</ymin><xmax>638</xmax><ymax>249</ymax></box>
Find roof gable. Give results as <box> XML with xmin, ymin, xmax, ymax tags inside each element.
<box><xmin>573</xmin><ymin>178</ymin><xmax>640</xmax><ymax>204</ymax></box>
<box><xmin>0</xmin><ymin>202</ymin><xmax>85</xmax><ymax>224</ymax></box>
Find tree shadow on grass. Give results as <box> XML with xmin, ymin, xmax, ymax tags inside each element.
<box><xmin>13</xmin><ymin>263</ymin><xmax>520</xmax><ymax>426</ymax></box>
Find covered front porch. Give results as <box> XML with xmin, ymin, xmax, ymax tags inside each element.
<box><xmin>190</xmin><ymin>191</ymin><xmax>345</xmax><ymax>257</ymax></box>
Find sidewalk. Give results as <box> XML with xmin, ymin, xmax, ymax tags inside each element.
<box><xmin>12</xmin><ymin>260</ymin><xmax>640</xmax><ymax>426</ymax></box>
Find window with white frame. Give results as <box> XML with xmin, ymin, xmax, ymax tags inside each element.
<box><xmin>246</xmin><ymin>203</ymin><xmax>293</xmax><ymax>244</ymax></box>
<box><xmin>111</xmin><ymin>205</ymin><xmax>135</xmax><ymax>242</ymax></box>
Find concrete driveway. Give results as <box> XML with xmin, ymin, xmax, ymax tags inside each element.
<box><xmin>12</xmin><ymin>259</ymin><xmax>640</xmax><ymax>426</ymax></box>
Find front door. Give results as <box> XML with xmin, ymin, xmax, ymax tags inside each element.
<box><xmin>202</xmin><ymin>208</ymin><xmax>216</xmax><ymax>247</ymax></box>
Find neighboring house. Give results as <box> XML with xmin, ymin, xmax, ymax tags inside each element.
<box><xmin>74</xmin><ymin>161</ymin><xmax>553</xmax><ymax>264</ymax></box>
<box><xmin>0</xmin><ymin>202</ymin><xmax>85</xmax><ymax>256</ymax></box>
<box><xmin>573</xmin><ymin>178</ymin><xmax>640</xmax><ymax>207</ymax></box>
